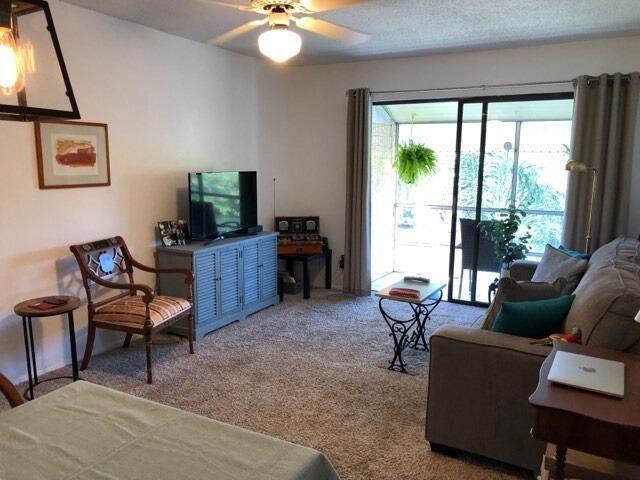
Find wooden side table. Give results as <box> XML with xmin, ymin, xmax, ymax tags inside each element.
<box><xmin>540</xmin><ymin>444</ymin><xmax>640</xmax><ymax>480</ymax></box>
<box><xmin>14</xmin><ymin>296</ymin><xmax>81</xmax><ymax>400</ymax></box>
<box><xmin>529</xmin><ymin>341</ymin><xmax>640</xmax><ymax>480</ymax></box>
<box><xmin>278</xmin><ymin>249</ymin><xmax>332</xmax><ymax>299</ymax></box>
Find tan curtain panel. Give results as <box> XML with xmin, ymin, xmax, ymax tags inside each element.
<box><xmin>563</xmin><ymin>73</ymin><xmax>640</xmax><ymax>252</ymax></box>
<box><xmin>344</xmin><ymin>88</ymin><xmax>372</xmax><ymax>296</ymax></box>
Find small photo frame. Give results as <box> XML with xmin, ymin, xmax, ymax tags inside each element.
<box><xmin>158</xmin><ymin>220</ymin><xmax>189</xmax><ymax>247</ymax></box>
<box><xmin>35</xmin><ymin>120</ymin><xmax>111</xmax><ymax>189</ymax></box>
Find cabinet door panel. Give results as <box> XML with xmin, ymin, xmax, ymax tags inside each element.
<box><xmin>260</xmin><ymin>237</ymin><xmax>278</xmax><ymax>300</ymax></box>
<box><xmin>195</xmin><ymin>252</ymin><xmax>218</xmax><ymax>324</ymax></box>
<box><xmin>243</xmin><ymin>242</ymin><xmax>260</xmax><ymax>306</ymax></box>
<box><xmin>220</xmin><ymin>247</ymin><xmax>241</xmax><ymax>315</ymax></box>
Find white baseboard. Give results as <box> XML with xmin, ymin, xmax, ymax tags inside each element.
<box><xmin>11</xmin><ymin>337</ymin><xmax>123</xmax><ymax>385</ymax></box>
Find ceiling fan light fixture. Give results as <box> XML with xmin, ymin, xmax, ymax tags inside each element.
<box><xmin>258</xmin><ymin>26</ymin><xmax>301</xmax><ymax>63</ymax></box>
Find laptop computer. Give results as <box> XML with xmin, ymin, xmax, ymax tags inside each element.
<box><xmin>548</xmin><ymin>351</ymin><xmax>625</xmax><ymax>398</ymax></box>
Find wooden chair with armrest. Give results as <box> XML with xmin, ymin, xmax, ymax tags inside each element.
<box><xmin>0</xmin><ymin>372</ymin><xmax>23</xmax><ymax>408</ymax></box>
<box><xmin>70</xmin><ymin>237</ymin><xmax>195</xmax><ymax>384</ymax></box>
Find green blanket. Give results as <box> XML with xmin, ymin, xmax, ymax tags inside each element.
<box><xmin>0</xmin><ymin>381</ymin><xmax>340</xmax><ymax>480</ymax></box>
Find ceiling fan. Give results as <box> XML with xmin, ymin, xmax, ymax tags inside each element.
<box><xmin>200</xmin><ymin>0</ymin><xmax>371</xmax><ymax>63</ymax></box>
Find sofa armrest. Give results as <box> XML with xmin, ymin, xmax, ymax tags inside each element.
<box><xmin>426</xmin><ymin>325</ymin><xmax>550</xmax><ymax>471</ymax></box>
<box><xmin>510</xmin><ymin>260</ymin><xmax>538</xmax><ymax>282</ymax></box>
<box><xmin>431</xmin><ymin>324</ymin><xmax>551</xmax><ymax>356</ymax></box>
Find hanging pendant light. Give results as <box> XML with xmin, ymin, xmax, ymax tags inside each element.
<box><xmin>0</xmin><ymin>0</ymin><xmax>79</xmax><ymax>121</ymax></box>
<box><xmin>0</xmin><ymin>23</ymin><xmax>26</xmax><ymax>95</ymax></box>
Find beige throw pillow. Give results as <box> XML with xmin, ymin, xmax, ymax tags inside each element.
<box><xmin>531</xmin><ymin>244</ymin><xmax>589</xmax><ymax>294</ymax></box>
<box><xmin>481</xmin><ymin>277</ymin><xmax>568</xmax><ymax>330</ymax></box>
<box><xmin>564</xmin><ymin>259</ymin><xmax>640</xmax><ymax>351</ymax></box>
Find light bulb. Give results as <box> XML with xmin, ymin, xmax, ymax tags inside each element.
<box><xmin>258</xmin><ymin>27</ymin><xmax>301</xmax><ymax>63</ymax></box>
<box><xmin>565</xmin><ymin>160</ymin><xmax>588</xmax><ymax>173</ymax></box>
<box><xmin>0</xmin><ymin>27</ymin><xmax>25</xmax><ymax>95</ymax></box>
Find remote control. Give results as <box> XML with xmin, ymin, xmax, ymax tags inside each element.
<box><xmin>404</xmin><ymin>276</ymin><xmax>430</xmax><ymax>283</ymax></box>
<box><xmin>44</xmin><ymin>297</ymin><xmax>67</xmax><ymax>306</ymax></box>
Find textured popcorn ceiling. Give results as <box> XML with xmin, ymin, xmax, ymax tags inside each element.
<box><xmin>61</xmin><ymin>0</ymin><xmax>640</xmax><ymax>65</ymax></box>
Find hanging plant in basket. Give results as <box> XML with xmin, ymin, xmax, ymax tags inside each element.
<box><xmin>393</xmin><ymin>140</ymin><xmax>437</xmax><ymax>184</ymax></box>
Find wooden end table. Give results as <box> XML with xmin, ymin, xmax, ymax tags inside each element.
<box><xmin>529</xmin><ymin>341</ymin><xmax>640</xmax><ymax>480</ymax></box>
<box><xmin>14</xmin><ymin>296</ymin><xmax>82</xmax><ymax>400</ymax></box>
<box><xmin>278</xmin><ymin>248</ymin><xmax>332</xmax><ymax>299</ymax></box>
<box><xmin>375</xmin><ymin>280</ymin><xmax>447</xmax><ymax>373</ymax></box>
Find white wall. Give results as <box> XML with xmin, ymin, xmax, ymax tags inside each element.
<box><xmin>0</xmin><ymin>0</ymin><xmax>273</xmax><ymax>383</ymax></box>
<box><xmin>2</xmin><ymin>2</ymin><xmax>640</xmax><ymax>384</ymax></box>
<box><xmin>264</xmin><ymin>36</ymin><xmax>640</xmax><ymax>289</ymax></box>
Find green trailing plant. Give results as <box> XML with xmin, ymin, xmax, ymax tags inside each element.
<box><xmin>393</xmin><ymin>141</ymin><xmax>437</xmax><ymax>184</ymax></box>
<box><xmin>482</xmin><ymin>205</ymin><xmax>532</xmax><ymax>269</ymax></box>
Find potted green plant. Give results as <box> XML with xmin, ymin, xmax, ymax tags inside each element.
<box><xmin>482</xmin><ymin>206</ymin><xmax>531</xmax><ymax>277</ymax></box>
<box><xmin>393</xmin><ymin>140</ymin><xmax>437</xmax><ymax>184</ymax></box>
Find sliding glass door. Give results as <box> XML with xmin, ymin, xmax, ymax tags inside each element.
<box><xmin>449</xmin><ymin>102</ymin><xmax>486</xmax><ymax>303</ymax></box>
<box><xmin>448</xmin><ymin>95</ymin><xmax>574</xmax><ymax>304</ymax></box>
<box><xmin>371</xmin><ymin>93</ymin><xmax>573</xmax><ymax>305</ymax></box>
<box><xmin>371</xmin><ymin>101</ymin><xmax>459</xmax><ymax>290</ymax></box>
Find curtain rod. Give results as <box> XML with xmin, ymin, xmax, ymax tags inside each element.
<box><xmin>367</xmin><ymin>75</ymin><xmax>634</xmax><ymax>96</ymax></box>
<box><xmin>349</xmin><ymin>74</ymin><xmax>635</xmax><ymax>97</ymax></box>
<box><xmin>370</xmin><ymin>79</ymin><xmax>572</xmax><ymax>96</ymax></box>
<box><xmin>584</xmin><ymin>73</ymin><xmax>633</xmax><ymax>84</ymax></box>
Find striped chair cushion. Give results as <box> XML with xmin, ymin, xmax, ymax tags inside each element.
<box><xmin>93</xmin><ymin>295</ymin><xmax>191</xmax><ymax>329</ymax></box>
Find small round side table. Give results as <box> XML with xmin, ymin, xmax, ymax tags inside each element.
<box><xmin>14</xmin><ymin>296</ymin><xmax>81</xmax><ymax>400</ymax></box>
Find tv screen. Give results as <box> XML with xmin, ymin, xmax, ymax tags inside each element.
<box><xmin>189</xmin><ymin>171</ymin><xmax>258</xmax><ymax>240</ymax></box>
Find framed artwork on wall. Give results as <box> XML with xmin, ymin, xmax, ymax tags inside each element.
<box><xmin>34</xmin><ymin>121</ymin><xmax>111</xmax><ymax>189</ymax></box>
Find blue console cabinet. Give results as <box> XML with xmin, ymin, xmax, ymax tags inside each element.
<box><xmin>156</xmin><ymin>232</ymin><xmax>279</xmax><ymax>340</ymax></box>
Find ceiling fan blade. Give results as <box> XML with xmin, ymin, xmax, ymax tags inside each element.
<box><xmin>194</xmin><ymin>0</ymin><xmax>255</xmax><ymax>12</ymax></box>
<box><xmin>208</xmin><ymin>18</ymin><xmax>268</xmax><ymax>45</ymax></box>
<box><xmin>299</xmin><ymin>0</ymin><xmax>369</xmax><ymax>13</ymax></box>
<box><xmin>294</xmin><ymin>17</ymin><xmax>370</xmax><ymax>44</ymax></box>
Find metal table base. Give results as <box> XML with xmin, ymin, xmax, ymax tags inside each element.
<box><xmin>21</xmin><ymin>312</ymin><xmax>80</xmax><ymax>400</ymax></box>
<box><xmin>378</xmin><ymin>290</ymin><xmax>443</xmax><ymax>373</ymax></box>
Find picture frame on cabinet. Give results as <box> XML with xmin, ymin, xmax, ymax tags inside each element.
<box><xmin>158</xmin><ymin>220</ymin><xmax>189</xmax><ymax>247</ymax></box>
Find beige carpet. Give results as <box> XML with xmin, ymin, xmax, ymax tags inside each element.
<box><xmin>7</xmin><ymin>290</ymin><xmax>528</xmax><ymax>480</ymax></box>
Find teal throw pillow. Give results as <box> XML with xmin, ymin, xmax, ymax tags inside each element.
<box><xmin>559</xmin><ymin>245</ymin><xmax>592</xmax><ymax>260</ymax></box>
<box><xmin>491</xmin><ymin>295</ymin><xmax>576</xmax><ymax>338</ymax></box>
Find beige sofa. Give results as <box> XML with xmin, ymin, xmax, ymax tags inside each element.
<box><xmin>425</xmin><ymin>238</ymin><xmax>640</xmax><ymax>472</ymax></box>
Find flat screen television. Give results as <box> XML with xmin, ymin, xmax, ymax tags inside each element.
<box><xmin>188</xmin><ymin>171</ymin><xmax>258</xmax><ymax>241</ymax></box>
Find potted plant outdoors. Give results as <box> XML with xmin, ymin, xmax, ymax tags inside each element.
<box><xmin>393</xmin><ymin>140</ymin><xmax>437</xmax><ymax>184</ymax></box>
<box><xmin>482</xmin><ymin>205</ymin><xmax>532</xmax><ymax>278</ymax></box>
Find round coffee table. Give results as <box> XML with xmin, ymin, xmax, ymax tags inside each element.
<box><xmin>14</xmin><ymin>296</ymin><xmax>81</xmax><ymax>400</ymax></box>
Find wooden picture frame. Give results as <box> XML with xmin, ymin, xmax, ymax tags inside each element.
<box><xmin>35</xmin><ymin>120</ymin><xmax>111</xmax><ymax>189</ymax></box>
